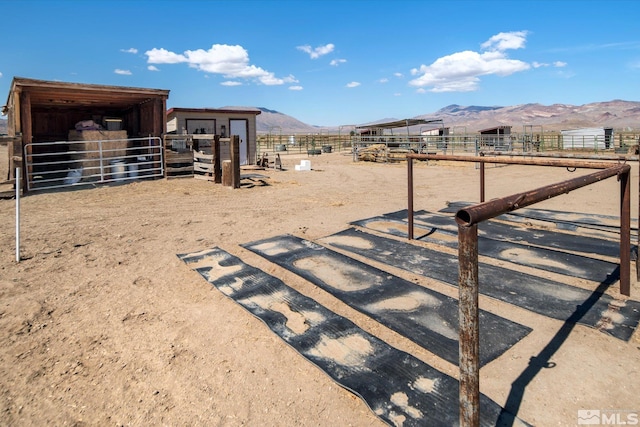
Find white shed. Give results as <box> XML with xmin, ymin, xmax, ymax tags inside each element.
<box><xmin>560</xmin><ymin>127</ymin><xmax>613</xmax><ymax>149</ymax></box>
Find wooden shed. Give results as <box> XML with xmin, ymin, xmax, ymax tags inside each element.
<box><xmin>2</xmin><ymin>77</ymin><xmax>170</xmax><ymax>191</ymax></box>
<box><xmin>166</xmin><ymin>107</ymin><xmax>261</xmax><ymax>166</ymax></box>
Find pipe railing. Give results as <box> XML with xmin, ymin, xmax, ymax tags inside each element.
<box><xmin>406</xmin><ymin>153</ymin><xmax>632</xmax><ymax>427</ymax></box>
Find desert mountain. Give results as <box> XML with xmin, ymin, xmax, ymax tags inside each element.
<box><xmin>414</xmin><ymin>100</ymin><xmax>640</xmax><ymax>133</ymax></box>
<box><xmin>254</xmin><ymin>107</ymin><xmax>322</xmax><ymax>133</ymax></box>
<box><xmin>255</xmin><ymin>100</ymin><xmax>640</xmax><ymax>134</ymax></box>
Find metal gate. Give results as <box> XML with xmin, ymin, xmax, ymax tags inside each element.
<box><xmin>23</xmin><ymin>136</ymin><xmax>164</xmax><ymax>192</ymax></box>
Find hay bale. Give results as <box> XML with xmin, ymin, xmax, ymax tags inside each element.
<box><xmin>358</xmin><ymin>144</ymin><xmax>387</xmax><ymax>162</ymax></box>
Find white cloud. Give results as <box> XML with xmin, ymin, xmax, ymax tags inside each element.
<box><xmin>221</xmin><ymin>81</ymin><xmax>242</xmax><ymax>86</ymax></box>
<box><xmin>289</xmin><ymin>85</ymin><xmax>303</xmax><ymax>91</ymax></box>
<box><xmin>0</xmin><ymin>72</ymin><xmax>3</xmax><ymax>78</ymax></box>
<box><xmin>378</xmin><ymin>78</ymin><xmax>389</xmax><ymax>83</ymax></box>
<box><xmin>481</xmin><ymin>31</ymin><xmax>528</xmax><ymax>52</ymax></box>
<box><xmin>394</xmin><ymin>72</ymin><xmax>404</xmax><ymax>78</ymax></box>
<box><xmin>330</xmin><ymin>58</ymin><xmax>347</xmax><ymax>66</ymax></box>
<box><xmin>532</xmin><ymin>60</ymin><xmax>567</xmax><ymax>69</ymax></box>
<box><xmin>146</xmin><ymin>48</ymin><xmax>186</xmax><ymax>64</ymax></box>
<box><xmin>121</xmin><ymin>48</ymin><xmax>138</xmax><ymax>54</ymax></box>
<box><xmin>145</xmin><ymin>44</ymin><xmax>295</xmax><ymax>86</ymax></box>
<box><xmin>409</xmin><ymin>31</ymin><xmax>530</xmax><ymax>92</ymax></box>
<box><xmin>114</xmin><ymin>69</ymin><xmax>132</xmax><ymax>75</ymax></box>
<box><xmin>297</xmin><ymin>43</ymin><xmax>335</xmax><ymax>59</ymax></box>
<box><xmin>346</xmin><ymin>81</ymin><xmax>360</xmax><ymax>88</ymax></box>
<box><xmin>148</xmin><ymin>65</ymin><xmax>159</xmax><ymax>71</ymax></box>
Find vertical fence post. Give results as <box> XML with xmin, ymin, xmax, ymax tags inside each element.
<box><xmin>620</xmin><ymin>169</ymin><xmax>631</xmax><ymax>296</ymax></box>
<box><xmin>99</xmin><ymin>140</ymin><xmax>104</xmax><ymax>181</ymax></box>
<box><xmin>15</xmin><ymin>167</ymin><xmax>21</xmax><ymax>263</ymax></box>
<box><xmin>479</xmin><ymin>161</ymin><xmax>485</xmax><ymax>203</ymax></box>
<box><xmin>230</xmin><ymin>135</ymin><xmax>241</xmax><ymax>189</ymax></box>
<box><xmin>213</xmin><ymin>135</ymin><xmax>221</xmax><ymax>184</ymax></box>
<box><xmin>408</xmin><ymin>156</ymin><xmax>414</xmax><ymax>240</ymax></box>
<box><xmin>458</xmin><ymin>222</ymin><xmax>480</xmax><ymax>427</ymax></box>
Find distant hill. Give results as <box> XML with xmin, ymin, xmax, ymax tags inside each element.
<box><xmin>254</xmin><ymin>107</ymin><xmax>321</xmax><ymax>133</ymax></box>
<box><xmin>255</xmin><ymin>100</ymin><xmax>640</xmax><ymax>134</ymax></box>
<box><xmin>414</xmin><ymin>100</ymin><xmax>640</xmax><ymax>132</ymax></box>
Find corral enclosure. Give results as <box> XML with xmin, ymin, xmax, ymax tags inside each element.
<box><xmin>257</xmin><ymin>126</ymin><xmax>640</xmax><ymax>158</ymax></box>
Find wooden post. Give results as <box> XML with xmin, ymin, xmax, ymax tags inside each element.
<box><xmin>213</xmin><ymin>135</ymin><xmax>222</xmax><ymax>184</ymax></box>
<box><xmin>230</xmin><ymin>135</ymin><xmax>241</xmax><ymax>189</ymax></box>
<box><xmin>222</xmin><ymin>160</ymin><xmax>232</xmax><ymax>187</ymax></box>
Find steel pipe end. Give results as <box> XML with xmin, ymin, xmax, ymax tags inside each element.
<box><xmin>456</xmin><ymin>210</ymin><xmax>472</xmax><ymax>226</ymax></box>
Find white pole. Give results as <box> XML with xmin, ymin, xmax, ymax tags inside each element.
<box><xmin>15</xmin><ymin>167</ymin><xmax>20</xmax><ymax>263</ymax></box>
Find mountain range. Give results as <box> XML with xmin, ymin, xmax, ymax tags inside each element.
<box><xmin>1</xmin><ymin>100</ymin><xmax>638</xmax><ymax>136</ymax></box>
<box><xmin>255</xmin><ymin>100</ymin><xmax>640</xmax><ymax>134</ymax></box>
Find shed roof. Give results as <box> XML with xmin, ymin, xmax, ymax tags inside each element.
<box><xmin>167</xmin><ymin>107</ymin><xmax>262</xmax><ymax>116</ymax></box>
<box><xmin>478</xmin><ymin>125</ymin><xmax>512</xmax><ymax>133</ymax></box>
<box><xmin>3</xmin><ymin>77</ymin><xmax>170</xmax><ymax>113</ymax></box>
<box><xmin>356</xmin><ymin>118</ymin><xmax>443</xmax><ymax>130</ymax></box>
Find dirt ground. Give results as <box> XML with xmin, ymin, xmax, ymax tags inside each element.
<box><xmin>1</xmin><ymin>143</ymin><xmax>639</xmax><ymax>426</ymax></box>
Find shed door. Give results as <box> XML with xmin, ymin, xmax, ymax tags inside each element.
<box><xmin>230</xmin><ymin>119</ymin><xmax>248</xmax><ymax>165</ymax></box>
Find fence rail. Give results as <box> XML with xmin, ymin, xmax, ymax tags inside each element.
<box><xmin>24</xmin><ymin>136</ymin><xmax>163</xmax><ymax>192</ymax></box>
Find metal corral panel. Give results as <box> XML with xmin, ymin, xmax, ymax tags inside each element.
<box><xmin>561</xmin><ymin>127</ymin><xmax>607</xmax><ymax>149</ymax></box>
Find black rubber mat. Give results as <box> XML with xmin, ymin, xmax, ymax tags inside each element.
<box><xmin>320</xmin><ymin>227</ymin><xmax>640</xmax><ymax>341</ymax></box>
<box><xmin>351</xmin><ymin>215</ymin><xmax>619</xmax><ymax>282</ymax></box>
<box><xmin>178</xmin><ymin>247</ymin><xmax>528</xmax><ymax>426</ymax></box>
<box><xmin>242</xmin><ymin>236</ymin><xmax>532</xmax><ymax>367</ymax></box>
<box><xmin>385</xmin><ymin>209</ymin><xmax>630</xmax><ymax>259</ymax></box>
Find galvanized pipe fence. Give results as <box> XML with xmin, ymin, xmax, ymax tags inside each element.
<box><xmin>256</xmin><ymin>131</ymin><xmax>640</xmax><ymax>164</ymax></box>
<box><xmin>257</xmin><ymin>133</ymin><xmax>356</xmax><ymax>156</ymax></box>
<box><xmin>23</xmin><ymin>136</ymin><xmax>164</xmax><ymax>192</ymax></box>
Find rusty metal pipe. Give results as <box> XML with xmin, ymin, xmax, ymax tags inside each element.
<box><xmin>479</xmin><ymin>161</ymin><xmax>485</xmax><ymax>203</ymax></box>
<box><xmin>479</xmin><ymin>150</ymin><xmax>638</xmax><ymax>162</ymax></box>
<box><xmin>455</xmin><ymin>164</ymin><xmax>630</xmax><ymax>227</ymax></box>
<box><xmin>620</xmin><ymin>170</ymin><xmax>631</xmax><ymax>296</ymax></box>
<box><xmin>407</xmin><ymin>153</ymin><xmax>616</xmax><ymax>170</ymax></box>
<box><xmin>408</xmin><ymin>156</ymin><xmax>414</xmax><ymax>240</ymax></box>
<box><xmin>458</xmin><ymin>223</ymin><xmax>480</xmax><ymax>427</ymax></box>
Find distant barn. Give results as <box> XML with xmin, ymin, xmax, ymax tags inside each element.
<box><xmin>478</xmin><ymin>125</ymin><xmax>512</xmax><ymax>150</ymax></box>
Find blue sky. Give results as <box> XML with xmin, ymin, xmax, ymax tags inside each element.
<box><xmin>1</xmin><ymin>0</ymin><xmax>638</xmax><ymax>126</ymax></box>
